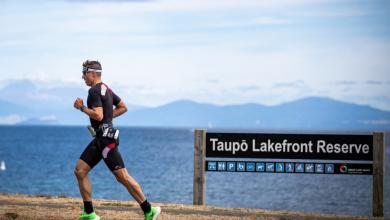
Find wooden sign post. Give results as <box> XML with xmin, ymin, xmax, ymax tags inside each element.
<box><xmin>373</xmin><ymin>132</ymin><xmax>385</xmax><ymax>217</ymax></box>
<box><xmin>193</xmin><ymin>129</ymin><xmax>206</xmax><ymax>205</ymax></box>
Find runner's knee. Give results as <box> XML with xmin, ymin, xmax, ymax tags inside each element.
<box><xmin>114</xmin><ymin>171</ymin><xmax>127</xmax><ymax>183</ymax></box>
<box><xmin>74</xmin><ymin>167</ymin><xmax>88</xmax><ymax>179</ymax></box>
<box><xmin>114</xmin><ymin>171</ymin><xmax>134</xmax><ymax>186</ymax></box>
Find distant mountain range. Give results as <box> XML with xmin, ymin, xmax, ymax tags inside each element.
<box><xmin>119</xmin><ymin>98</ymin><xmax>390</xmax><ymax>131</ymax></box>
<box><xmin>0</xmin><ymin>80</ymin><xmax>389</xmax><ymax>131</ymax></box>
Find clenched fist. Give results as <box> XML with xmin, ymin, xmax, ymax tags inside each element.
<box><xmin>73</xmin><ymin>98</ymin><xmax>84</xmax><ymax>110</ymax></box>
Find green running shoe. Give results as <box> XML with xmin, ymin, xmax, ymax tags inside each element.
<box><xmin>78</xmin><ymin>211</ymin><xmax>100</xmax><ymax>220</ymax></box>
<box><xmin>144</xmin><ymin>206</ymin><xmax>161</xmax><ymax>220</ymax></box>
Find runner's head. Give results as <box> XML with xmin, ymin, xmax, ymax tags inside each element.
<box><xmin>82</xmin><ymin>60</ymin><xmax>102</xmax><ymax>86</ymax></box>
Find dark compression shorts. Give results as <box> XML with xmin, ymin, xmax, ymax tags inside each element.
<box><xmin>80</xmin><ymin>137</ymin><xmax>125</xmax><ymax>171</ymax></box>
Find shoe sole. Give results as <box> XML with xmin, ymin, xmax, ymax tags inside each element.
<box><xmin>77</xmin><ymin>216</ymin><xmax>100</xmax><ymax>220</ymax></box>
<box><xmin>153</xmin><ymin>207</ymin><xmax>161</xmax><ymax>220</ymax></box>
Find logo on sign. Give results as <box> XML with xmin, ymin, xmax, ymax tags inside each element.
<box><xmin>339</xmin><ymin>164</ymin><xmax>348</xmax><ymax>173</ymax></box>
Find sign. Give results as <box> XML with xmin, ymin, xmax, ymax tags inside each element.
<box><xmin>206</xmin><ymin>132</ymin><xmax>373</xmax><ymax>161</ymax></box>
<box><xmin>194</xmin><ymin>129</ymin><xmax>385</xmax><ymax>217</ymax></box>
<box><xmin>206</xmin><ymin>161</ymin><xmax>373</xmax><ymax>175</ymax></box>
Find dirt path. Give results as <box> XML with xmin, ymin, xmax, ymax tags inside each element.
<box><xmin>0</xmin><ymin>193</ymin><xmax>380</xmax><ymax>220</ymax></box>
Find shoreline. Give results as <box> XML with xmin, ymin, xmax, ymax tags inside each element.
<box><xmin>0</xmin><ymin>193</ymin><xmax>382</xmax><ymax>220</ymax></box>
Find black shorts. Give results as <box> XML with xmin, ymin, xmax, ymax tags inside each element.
<box><xmin>80</xmin><ymin>137</ymin><xmax>125</xmax><ymax>171</ymax></box>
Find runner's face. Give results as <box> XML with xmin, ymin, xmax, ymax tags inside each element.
<box><xmin>82</xmin><ymin>72</ymin><xmax>95</xmax><ymax>86</ymax></box>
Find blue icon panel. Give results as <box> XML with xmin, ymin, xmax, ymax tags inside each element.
<box><xmin>295</xmin><ymin>163</ymin><xmax>304</xmax><ymax>173</ymax></box>
<box><xmin>208</xmin><ymin>161</ymin><xmax>216</xmax><ymax>171</ymax></box>
<box><xmin>227</xmin><ymin>162</ymin><xmax>236</xmax><ymax>171</ymax></box>
<box><xmin>305</xmin><ymin>163</ymin><xmax>314</xmax><ymax>173</ymax></box>
<box><xmin>275</xmin><ymin>163</ymin><xmax>284</xmax><ymax>172</ymax></box>
<box><xmin>285</xmin><ymin>163</ymin><xmax>294</xmax><ymax>173</ymax></box>
<box><xmin>256</xmin><ymin>163</ymin><xmax>265</xmax><ymax>172</ymax></box>
<box><xmin>266</xmin><ymin>163</ymin><xmax>275</xmax><ymax>172</ymax></box>
<box><xmin>237</xmin><ymin>162</ymin><xmax>246</xmax><ymax>171</ymax></box>
<box><xmin>205</xmin><ymin>161</ymin><xmax>366</xmax><ymax>175</ymax></box>
<box><xmin>246</xmin><ymin>163</ymin><xmax>255</xmax><ymax>172</ymax></box>
<box><xmin>325</xmin><ymin>164</ymin><xmax>335</xmax><ymax>174</ymax></box>
<box><xmin>217</xmin><ymin>162</ymin><xmax>226</xmax><ymax>171</ymax></box>
<box><xmin>315</xmin><ymin>164</ymin><xmax>324</xmax><ymax>173</ymax></box>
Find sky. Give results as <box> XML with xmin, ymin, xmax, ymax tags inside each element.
<box><xmin>0</xmin><ymin>0</ymin><xmax>389</xmax><ymax>110</ymax></box>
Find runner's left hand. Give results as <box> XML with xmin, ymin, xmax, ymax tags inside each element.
<box><xmin>74</xmin><ymin>98</ymin><xmax>84</xmax><ymax>109</ymax></box>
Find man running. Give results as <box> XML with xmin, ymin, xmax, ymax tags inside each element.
<box><xmin>73</xmin><ymin>60</ymin><xmax>161</xmax><ymax>220</ymax></box>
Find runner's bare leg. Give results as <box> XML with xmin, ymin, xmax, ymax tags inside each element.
<box><xmin>113</xmin><ymin>168</ymin><xmax>146</xmax><ymax>204</ymax></box>
<box><xmin>74</xmin><ymin>159</ymin><xmax>92</xmax><ymax>201</ymax></box>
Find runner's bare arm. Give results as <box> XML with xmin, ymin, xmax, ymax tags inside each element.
<box><xmin>113</xmin><ymin>100</ymin><xmax>127</xmax><ymax>118</ymax></box>
<box><xmin>83</xmin><ymin>107</ymin><xmax>103</xmax><ymax>121</ymax></box>
<box><xmin>74</xmin><ymin>98</ymin><xmax>104</xmax><ymax>121</ymax></box>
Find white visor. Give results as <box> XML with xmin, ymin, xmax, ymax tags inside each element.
<box><xmin>87</xmin><ymin>68</ymin><xmax>102</xmax><ymax>73</ymax></box>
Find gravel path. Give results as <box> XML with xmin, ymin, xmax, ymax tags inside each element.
<box><xmin>0</xmin><ymin>193</ymin><xmax>378</xmax><ymax>220</ymax></box>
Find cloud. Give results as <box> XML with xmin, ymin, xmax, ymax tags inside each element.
<box><xmin>291</xmin><ymin>9</ymin><xmax>371</xmax><ymax>19</ymax></box>
<box><xmin>39</xmin><ymin>115</ymin><xmax>58</xmax><ymax>122</ymax></box>
<box><xmin>236</xmin><ymin>85</ymin><xmax>261</xmax><ymax>93</ymax></box>
<box><xmin>365</xmin><ymin>80</ymin><xmax>383</xmax><ymax>85</ymax></box>
<box><xmin>68</xmin><ymin>0</ymin><xmax>150</xmax><ymax>1</ymax></box>
<box><xmin>359</xmin><ymin>120</ymin><xmax>390</xmax><ymax>125</ymax></box>
<box><xmin>332</xmin><ymin>80</ymin><xmax>358</xmax><ymax>86</ymax></box>
<box><xmin>272</xmin><ymin>80</ymin><xmax>307</xmax><ymax>89</ymax></box>
<box><xmin>0</xmin><ymin>114</ymin><xmax>24</xmax><ymax>125</ymax></box>
<box><xmin>208</xmin><ymin>16</ymin><xmax>292</xmax><ymax>29</ymax></box>
<box><xmin>253</xmin><ymin>17</ymin><xmax>291</xmax><ymax>25</ymax></box>
<box><xmin>67</xmin><ymin>0</ymin><xmax>328</xmax><ymax>15</ymax></box>
<box><xmin>206</xmin><ymin>79</ymin><xmax>220</xmax><ymax>84</ymax></box>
